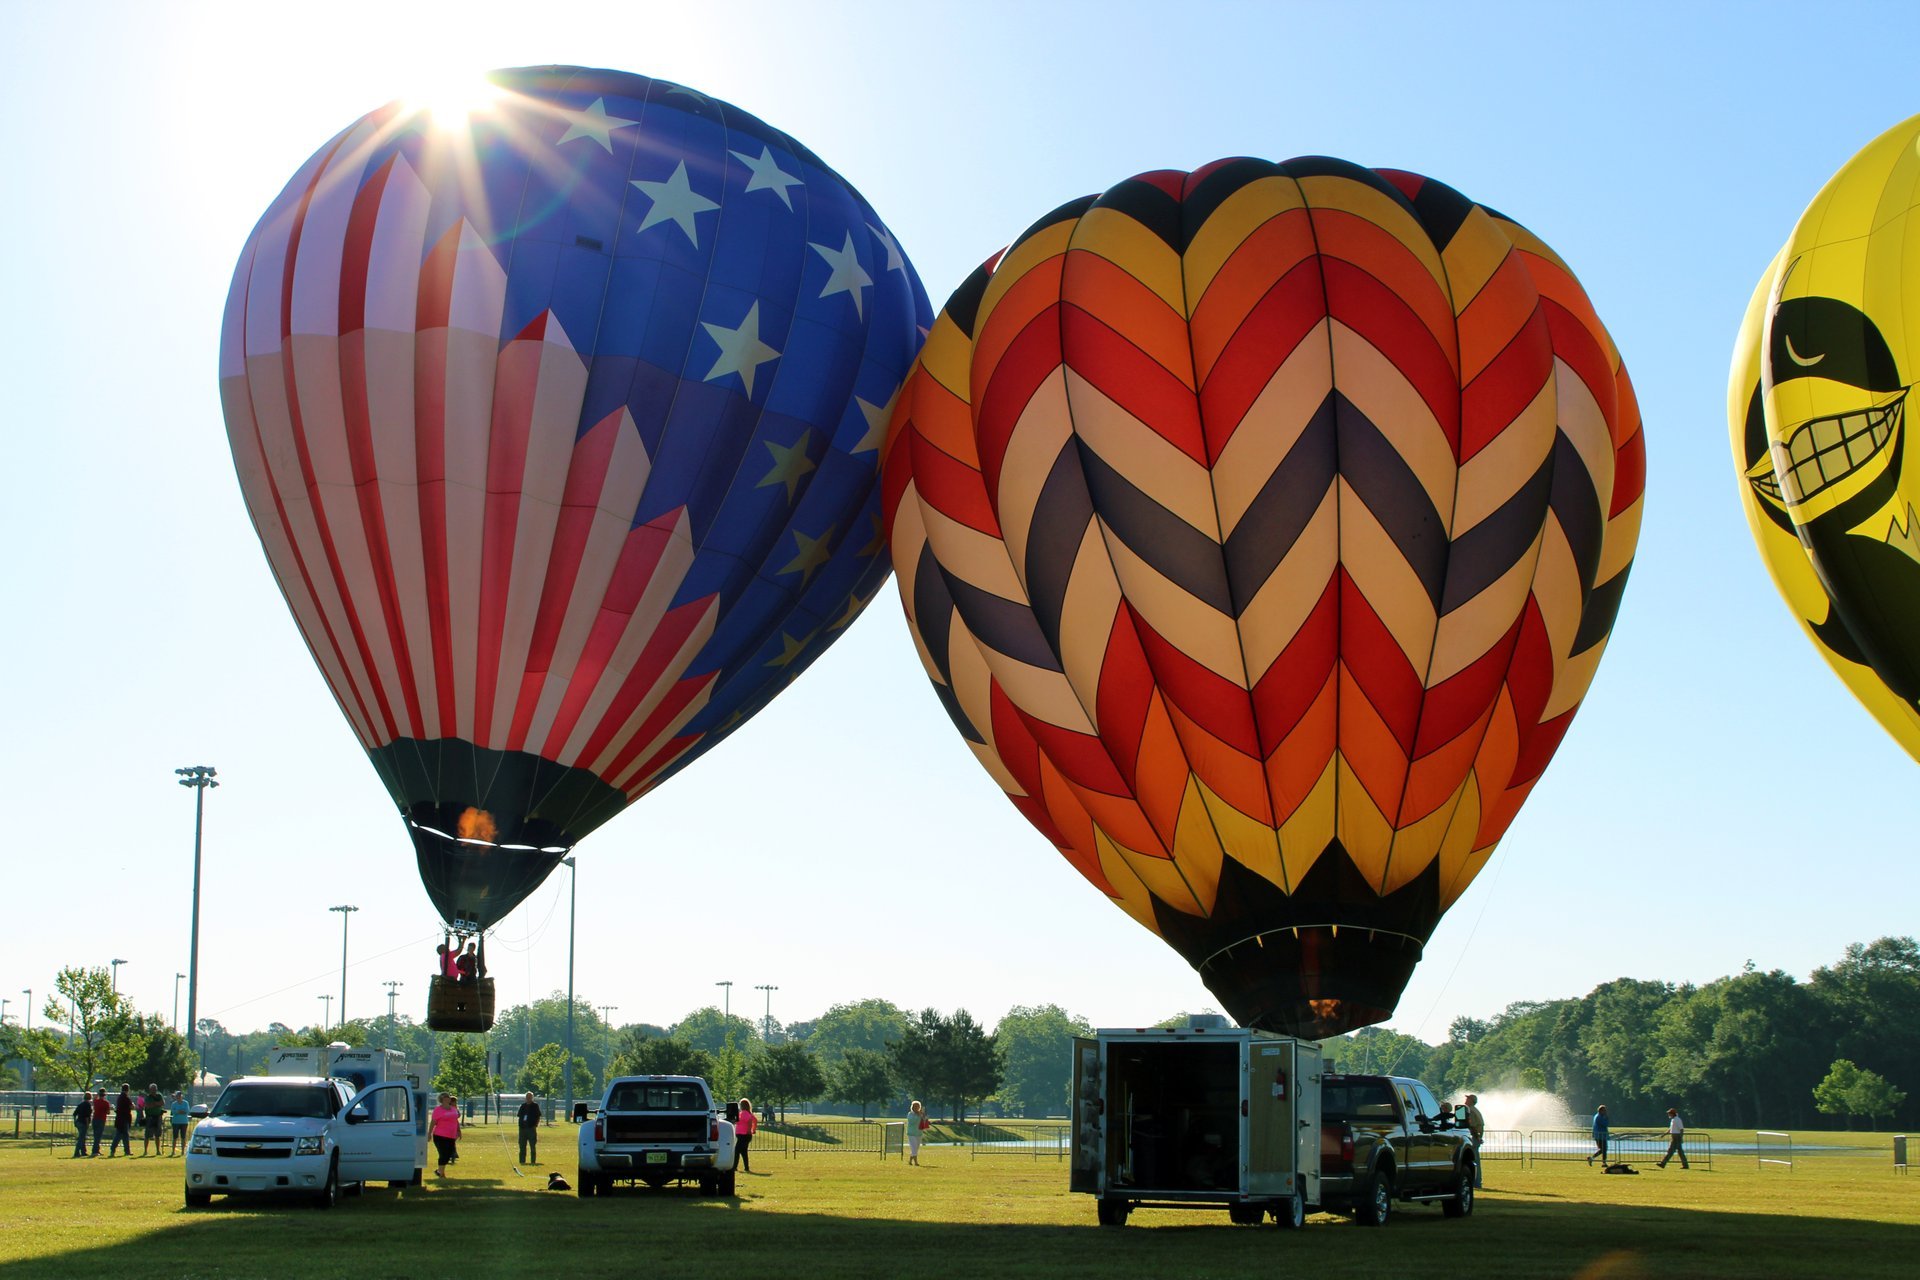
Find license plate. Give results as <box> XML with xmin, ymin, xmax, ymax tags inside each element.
<box><xmin>645</xmin><ymin>1151</ymin><xmax>669</xmax><ymax>1165</ymax></box>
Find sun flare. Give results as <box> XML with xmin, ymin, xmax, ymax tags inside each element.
<box><xmin>405</xmin><ymin>72</ymin><xmax>503</xmax><ymax>129</ymax></box>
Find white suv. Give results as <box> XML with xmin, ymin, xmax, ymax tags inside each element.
<box><xmin>185</xmin><ymin>1076</ymin><xmax>425</xmax><ymax>1208</ymax></box>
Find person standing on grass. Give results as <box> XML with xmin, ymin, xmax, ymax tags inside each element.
<box><xmin>89</xmin><ymin>1089</ymin><xmax>109</xmax><ymax>1157</ymax></box>
<box><xmin>109</xmin><ymin>1085</ymin><xmax>134</xmax><ymax>1158</ymax></box>
<box><xmin>1657</xmin><ymin>1107</ymin><xmax>1690</xmax><ymax>1169</ymax></box>
<box><xmin>430</xmin><ymin>1092</ymin><xmax>462</xmax><ymax>1178</ymax></box>
<box><xmin>907</xmin><ymin>1100</ymin><xmax>928</xmax><ymax>1166</ymax></box>
<box><xmin>735</xmin><ymin>1099</ymin><xmax>758</xmax><ymax>1173</ymax></box>
<box><xmin>169</xmin><ymin>1091</ymin><xmax>192</xmax><ymax>1156</ymax></box>
<box><xmin>1586</xmin><ymin>1104</ymin><xmax>1609</xmax><ymax>1166</ymax></box>
<box><xmin>72</xmin><ymin>1095</ymin><xmax>91</xmax><ymax>1158</ymax></box>
<box><xmin>1463</xmin><ymin>1094</ymin><xmax>1486</xmax><ymax>1187</ymax></box>
<box><xmin>141</xmin><ymin>1083</ymin><xmax>166</xmax><ymax>1156</ymax></box>
<box><xmin>517</xmin><ymin>1092</ymin><xmax>542</xmax><ymax>1165</ymax></box>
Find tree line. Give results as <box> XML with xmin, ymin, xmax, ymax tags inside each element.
<box><xmin>8</xmin><ymin>937</ymin><xmax>1914</xmax><ymax>1130</ymax></box>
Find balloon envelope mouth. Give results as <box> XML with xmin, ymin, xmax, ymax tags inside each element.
<box><xmin>408</xmin><ymin>815</ymin><xmax>569</xmax><ymax>932</ymax></box>
<box><xmin>1197</xmin><ymin>924</ymin><xmax>1422</xmax><ymax>1039</ymax></box>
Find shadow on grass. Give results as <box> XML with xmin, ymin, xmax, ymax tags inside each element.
<box><xmin>5</xmin><ymin>1184</ymin><xmax>1919</xmax><ymax>1279</ymax></box>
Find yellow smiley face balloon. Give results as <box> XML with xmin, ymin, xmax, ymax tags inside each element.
<box><xmin>1733</xmin><ymin>114</ymin><xmax>1920</xmax><ymax>760</ymax></box>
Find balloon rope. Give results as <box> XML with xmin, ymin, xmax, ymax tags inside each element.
<box><xmin>1384</xmin><ymin>843</ymin><xmax>1511</xmax><ymax>1076</ymax></box>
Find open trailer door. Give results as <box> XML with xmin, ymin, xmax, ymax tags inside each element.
<box><xmin>1070</xmin><ymin>1036</ymin><xmax>1101</xmax><ymax>1194</ymax></box>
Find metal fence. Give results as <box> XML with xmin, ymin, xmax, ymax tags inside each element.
<box><xmin>1526</xmin><ymin>1128</ymin><xmax>1713</xmax><ymax>1169</ymax></box>
<box><xmin>1477</xmin><ymin>1128</ymin><xmax>1525</xmax><ymax>1162</ymax></box>
<box><xmin>743</xmin><ymin>1119</ymin><xmax>1072</xmax><ymax>1160</ymax></box>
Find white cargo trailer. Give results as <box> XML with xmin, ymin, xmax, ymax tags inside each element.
<box><xmin>266</xmin><ymin>1044</ymin><xmax>415</xmax><ymax>1092</ymax></box>
<box><xmin>1071</xmin><ymin>1026</ymin><xmax>1322</xmax><ymax>1227</ymax></box>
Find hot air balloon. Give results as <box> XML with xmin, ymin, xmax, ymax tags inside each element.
<box><xmin>1734</xmin><ymin>114</ymin><xmax>1920</xmax><ymax>762</ymax></box>
<box><xmin>221</xmin><ymin>67</ymin><xmax>929</xmax><ymax>1027</ymax></box>
<box><xmin>883</xmin><ymin>158</ymin><xmax>1643</xmax><ymax>1037</ymax></box>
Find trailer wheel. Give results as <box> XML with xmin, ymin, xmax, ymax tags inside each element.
<box><xmin>1275</xmin><ymin>1188</ymin><xmax>1306</xmax><ymax>1229</ymax></box>
<box><xmin>1356</xmin><ymin>1171</ymin><xmax>1393</xmax><ymax>1227</ymax></box>
<box><xmin>1096</xmin><ymin>1197</ymin><xmax>1131</xmax><ymax>1227</ymax></box>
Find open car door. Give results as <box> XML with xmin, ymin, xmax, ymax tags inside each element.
<box><xmin>337</xmin><ymin>1083</ymin><xmax>421</xmax><ymax>1184</ymax></box>
<box><xmin>1070</xmin><ymin>1037</ymin><xmax>1101</xmax><ymax>1194</ymax></box>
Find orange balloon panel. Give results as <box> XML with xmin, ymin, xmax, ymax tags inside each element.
<box><xmin>882</xmin><ymin>159</ymin><xmax>1644</xmax><ymax>1036</ymax></box>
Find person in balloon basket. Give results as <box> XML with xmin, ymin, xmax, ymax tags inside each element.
<box><xmin>456</xmin><ymin>942</ymin><xmax>482</xmax><ymax>984</ymax></box>
<box><xmin>435</xmin><ymin>943</ymin><xmax>456</xmax><ymax>980</ymax></box>
<box><xmin>71</xmin><ymin>1095</ymin><xmax>91</xmax><ymax>1158</ymax></box>
<box><xmin>430</xmin><ymin>1093</ymin><xmax>462</xmax><ymax>1178</ymax></box>
<box><xmin>1656</xmin><ymin>1108</ymin><xmax>1689</xmax><ymax>1169</ymax></box>
<box><xmin>517</xmin><ymin>1092</ymin><xmax>542</xmax><ymax>1165</ymax></box>
<box><xmin>1586</xmin><ymin>1104</ymin><xmax>1610</xmax><ymax>1166</ymax></box>
<box><xmin>1463</xmin><ymin>1093</ymin><xmax>1486</xmax><ymax>1187</ymax></box>
<box><xmin>735</xmin><ymin>1098</ymin><xmax>758</xmax><ymax>1173</ymax></box>
<box><xmin>88</xmin><ymin>1089</ymin><xmax>109</xmax><ymax>1157</ymax></box>
<box><xmin>907</xmin><ymin>1100</ymin><xmax>928</xmax><ymax>1166</ymax></box>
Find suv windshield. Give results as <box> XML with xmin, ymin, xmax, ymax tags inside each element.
<box><xmin>210</xmin><ymin>1084</ymin><xmax>338</xmax><ymax>1120</ymax></box>
<box><xmin>1323</xmin><ymin>1078</ymin><xmax>1398</xmax><ymax>1123</ymax></box>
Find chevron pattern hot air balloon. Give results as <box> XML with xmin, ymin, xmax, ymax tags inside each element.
<box><xmin>222</xmin><ymin>67</ymin><xmax>929</xmax><ymax>935</ymax></box>
<box><xmin>883</xmin><ymin>158</ymin><xmax>1644</xmax><ymax>1037</ymax></box>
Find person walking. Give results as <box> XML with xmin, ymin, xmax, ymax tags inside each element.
<box><xmin>735</xmin><ymin>1099</ymin><xmax>758</xmax><ymax>1174</ymax></box>
<box><xmin>168</xmin><ymin>1091</ymin><xmax>192</xmax><ymax>1156</ymax></box>
<box><xmin>516</xmin><ymin>1092</ymin><xmax>542</xmax><ymax>1165</ymax></box>
<box><xmin>1657</xmin><ymin>1107</ymin><xmax>1690</xmax><ymax>1169</ymax></box>
<box><xmin>108</xmin><ymin>1086</ymin><xmax>134</xmax><ymax>1158</ymax></box>
<box><xmin>1463</xmin><ymin>1093</ymin><xmax>1486</xmax><ymax>1188</ymax></box>
<box><xmin>430</xmin><ymin>1092</ymin><xmax>462</xmax><ymax>1178</ymax></box>
<box><xmin>906</xmin><ymin>1100</ymin><xmax>928</xmax><ymax>1166</ymax></box>
<box><xmin>1586</xmin><ymin>1104</ymin><xmax>1610</xmax><ymax>1167</ymax></box>
<box><xmin>89</xmin><ymin>1089</ymin><xmax>109</xmax><ymax>1157</ymax></box>
<box><xmin>71</xmin><ymin>1095</ymin><xmax>91</xmax><ymax>1158</ymax></box>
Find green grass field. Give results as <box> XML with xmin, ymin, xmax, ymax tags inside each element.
<box><xmin>2</xmin><ymin>1125</ymin><xmax>1916</xmax><ymax>1278</ymax></box>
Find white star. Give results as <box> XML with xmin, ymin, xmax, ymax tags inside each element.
<box><xmin>701</xmin><ymin>302</ymin><xmax>782</xmax><ymax>397</ymax></box>
<box><xmin>728</xmin><ymin>145</ymin><xmax>804</xmax><ymax>210</ymax></box>
<box><xmin>851</xmin><ymin>390</ymin><xmax>897</xmax><ymax>454</ymax></box>
<box><xmin>631</xmin><ymin>161</ymin><xmax>720</xmax><ymax>247</ymax></box>
<box><xmin>868</xmin><ymin>222</ymin><xmax>905</xmax><ymax>274</ymax></box>
<box><xmin>556</xmin><ymin>98</ymin><xmax>639</xmax><ymax>153</ymax></box>
<box><xmin>810</xmin><ymin>231</ymin><xmax>874</xmax><ymax>318</ymax></box>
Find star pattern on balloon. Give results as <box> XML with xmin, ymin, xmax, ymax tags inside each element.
<box><xmin>729</xmin><ymin>145</ymin><xmax>804</xmax><ymax>209</ymax></box>
<box><xmin>556</xmin><ymin>97</ymin><xmax>640</xmax><ymax>152</ymax></box>
<box><xmin>867</xmin><ymin>222</ymin><xmax>905</xmax><ymax>275</ymax></box>
<box><xmin>764</xmin><ymin>630</ymin><xmax>814</xmax><ymax>669</ymax></box>
<box><xmin>851</xmin><ymin>392</ymin><xmax>895</xmax><ymax>454</ymax></box>
<box><xmin>829</xmin><ymin>585</ymin><xmax>878</xmax><ymax>631</ymax></box>
<box><xmin>701</xmin><ymin>301</ymin><xmax>781</xmax><ymax>396</ymax></box>
<box><xmin>810</xmin><ymin>232</ymin><xmax>874</xmax><ymax>317</ymax></box>
<box><xmin>777</xmin><ymin>525</ymin><xmax>836</xmax><ymax>585</ymax></box>
<box><xmin>756</xmin><ymin>429</ymin><xmax>816</xmax><ymax>500</ymax></box>
<box><xmin>632</xmin><ymin>161</ymin><xmax>720</xmax><ymax>246</ymax></box>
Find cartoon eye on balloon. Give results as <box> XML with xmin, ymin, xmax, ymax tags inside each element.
<box><xmin>1733</xmin><ymin>113</ymin><xmax>1920</xmax><ymax>759</ymax></box>
<box><xmin>883</xmin><ymin>158</ymin><xmax>1643</xmax><ymax>1037</ymax></box>
<box><xmin>220</xmin><ymin>67</ymin><xmax>930</xmax><ymax>1016</ymax></box>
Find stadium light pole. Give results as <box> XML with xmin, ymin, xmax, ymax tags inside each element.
<box><xmin>1</xmin><ymin>998</ymin><xmax>8</xmax><ymax>1025</ymax></box>
<box><xmin>319</xmin><ymin>994</ymin><xmax>332</xmax><ymax>1031</ymax></box>
<box><xmin>562</xmin><ymin>856</ymin><xmax>577</xmax><ymax>1115</ymax></box>
<box><xmin>599</xmin><ymin>1005</ymin><xmax>617</xmax><ymax>1078</ymax></box>
<box><xmin>176</xmin><ymin>765</ymin><xmax>218</xmax><ymax>1070</ymax></box>
<box><xmin>110</xmin><ymin>959</ymin><xmax>127</xmax><ymax>995</ymax></box>
<box><xmin>329</xmin><ymin>905</ymin><xmax>358</xmax><ymax>1026</ymax></box>
<box><xmin>754</xmin><ymin>984</ymin><xmax>778</xmax><ymax>1041</ymax></box>
<box><xmin>19</xmin><ymin>990</ymin><xmax>30</xmax><ymax>1091</ymax></box>
<box><xmin>716</xmin><ymin>980</ymin><xmax>732</xmax><ymax>1021</ymax></box>
<box><xmin>383</xmin><ymin>981</ymin><xmax>402</xmax><ymax>1050</ymax></box>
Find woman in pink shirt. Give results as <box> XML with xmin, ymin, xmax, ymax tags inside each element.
<box><xmin>429</xmin><ymin>1092</ymin><xmax>462</xmax><ymax>1177</ymax></box>
<box><xmin>735</xmin><ymin>1098</ymin><xmax>758</xmax><ymax>1174</ymax></box>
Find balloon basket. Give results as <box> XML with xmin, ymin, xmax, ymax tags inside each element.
<box><xmin>426</xmin><ymin>975</ymin><xmax>496</xmax><ymax>1033</ymax></box>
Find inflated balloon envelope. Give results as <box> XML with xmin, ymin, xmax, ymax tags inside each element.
<box><xmin>1732</xmin><ymin>114</ymin><xmax>1920</xmax><ymax>763</ymax></box>
<box><xmin>883</xmin><ymin>157</ymin><xmax>1644</xmax><ymax>1037</ymax></box>
<box><xmin>221</xmin><ymin>67</ymin><xmax>930</xmax><ymax>932</ymax></box>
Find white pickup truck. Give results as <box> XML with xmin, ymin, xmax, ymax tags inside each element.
<box><xmin>185</xmin><ymin>1075</ymin><xmax>428</xmax><ymax>1209</ymax></box>
<box><xmin>577</xmin><ymin>1075</ymin><xmax>737</xmax><ymax>1197</ymax></box>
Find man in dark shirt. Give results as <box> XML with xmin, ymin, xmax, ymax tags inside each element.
<box><xmin>110</xmin><ymin>1085</ymin><xmax>134</xmax><ymax>1157</ymax></box>
<box><xmin>517</xmin><ymin>1092</ymin><xmax>542</xmax><ymax>1165</ymax></box>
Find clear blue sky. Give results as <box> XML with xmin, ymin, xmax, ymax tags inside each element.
<box><xmin>3</xmin><ymin>0</ymin><xmax>1916</xmax><ymax>1045</ymax></box>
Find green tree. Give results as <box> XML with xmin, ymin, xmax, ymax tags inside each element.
<box><xmin>609</xmin><ymin>1032</ymin><xmax>714</xmax><ymax>1081</ymax></box>
<box><xmin>1578</xmin><ymin>978</ymin><xmax>1677</xmax><ymax>1119</ymax></box>
<box><xmin>744</xmin><ymin>1041</ymin><xmax>825</xmax><ymax>1120</ymax></box>
<box><xmin>888</xmin><ymin>1008</ymin><xmax>1001</xmax><ymax>1121</ymax></box>
<box><xmin>37</xmin><ymin>968</ymin><xmax>144</xmax><ymax>1089</ymax></box>
<box><xmin>827</xmin><ymin>1047</ymin><xmax>895</xmax><ymax>1120</ymax></box>
<box><xmin>673</xmin><ymin>1006</ymin><xmax>761</xmax><ymax>1055</ymax></box>
<box><xmin>1811</xmin><ymin>937</ymin><xmax>1920</xmax><ymax>1127</ymax></box>
<box><xmin>710</xmin><ymin>1034</ymin><xmax>750</xmax><ymax>1104</ymax></box>
<box><xmin>432</xmin><ymin>1035</ymin><xmax>496</xmax><ymax>1098</ymax></box>
<box><xmin>1814</xmin><ymin>1059</ymin><xmax>1906</xmax><ymax>1129</ymax></box>
<box><xmin>1852</xmin><ymin>1070</ymin><xmax>1907</xmax><ymax>1128</ymax></box>
<box><xmin>994</xmin><ymin>1004</ymin><xmax>1090</xmax><ymax>1117</ymax></box>
<box><xmin>517</xmin><ymin>1042</ymin><xmax>594</xmax><ymax>1098</ymax></box>
<box><xmin>806</xmin><ymin>998</ymin><xmax>907</xmax><ymax>1068</ymax></box>
<box><xmin>130</xmin><ymin>1019</ymin><xmax>196</xmax><ymax>1092</ymax></box>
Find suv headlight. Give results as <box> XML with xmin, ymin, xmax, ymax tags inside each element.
<box><xmin>294</xmin><ymin>1136</ymin><xmax>325</xmax><ymax>1156</ymax></box>
<box><xmin>188</xmin><ymin>1131</ymin><xmax>213</xmax><ymax>1154</ymax></box>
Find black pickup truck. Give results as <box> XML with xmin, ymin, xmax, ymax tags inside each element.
<box><xmin>1318</xmin><ymin>1074</ymin><xmax>1476</xmax><ymax>1226</ymax></box>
